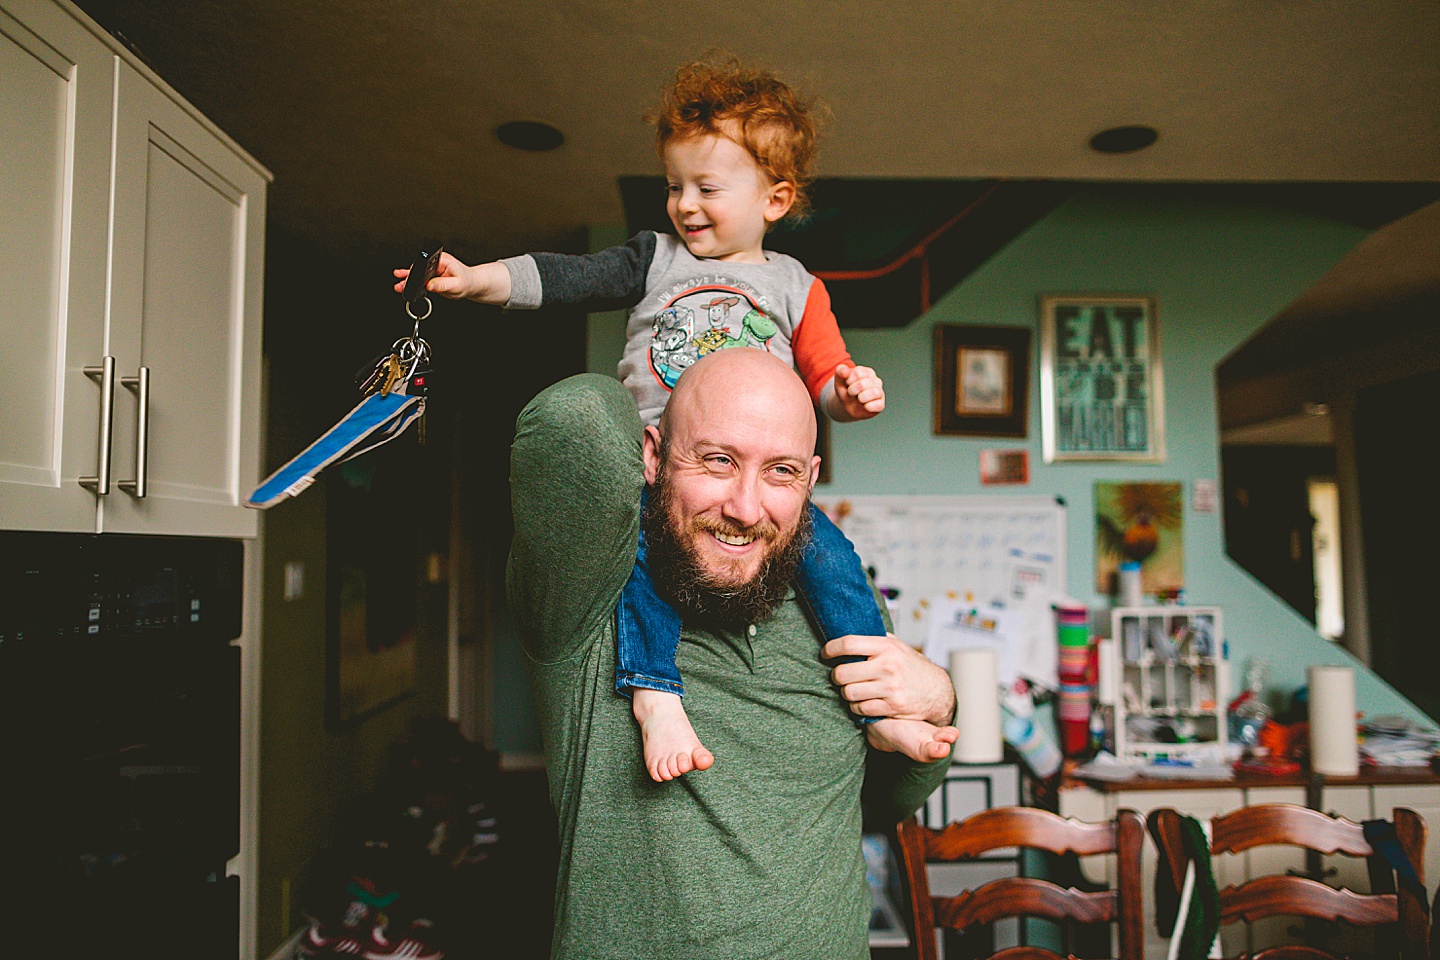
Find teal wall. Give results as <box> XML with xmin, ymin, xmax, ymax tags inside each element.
<box><xmin>819</xmin><ymin>186</ymin><xmax>1422</xmax><ymax>721</ymax></box>
<box><xmin>547</xmin><ymin>185</ymin><xmax>1428</xmax><ymax>757</ymax></box>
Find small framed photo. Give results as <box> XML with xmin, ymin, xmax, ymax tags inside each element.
<box><xmin>1039</xmin><ymin>294</ymin><xmax>1165</xmax><ymax>462</ymax></box>
<box><xmin>933</xmin><ymin>324</ymin><xmax>1031</xmax><ymax>437</ymax></box>
<box><xmin>980</xmin><ymin>448</ymin><xmax>1030</xmax><ymax>486</ymax></box>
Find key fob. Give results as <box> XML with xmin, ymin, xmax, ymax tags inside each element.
<box><xmin>403</xmin><ymin>247</ymin><xmax>444</xmax><ymax>306</ymax></box>
<box><xmin>407</xmin><ymin>365</ymin><xmax>434</xmax><ymax>397</ymax></box>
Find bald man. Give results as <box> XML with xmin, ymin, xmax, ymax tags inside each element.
<box><xmin>508</xmin><ymin>350</ymin><xmax>956</xmax><ymax>960</ymax></box>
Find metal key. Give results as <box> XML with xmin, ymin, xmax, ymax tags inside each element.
<box><xmin>379</xmin><ymin>354</ymin><xmax>404</xmax><ymax>396</ymax></box>
<box><xmin>355</xmin><ymin>352</ymin><xmax>392</xmax><ymax>396</ymax></box>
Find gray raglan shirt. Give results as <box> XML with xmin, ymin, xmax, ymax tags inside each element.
<box><xmin>503</xmin><ymin>231</ymin><xmax>853</xmax><ymax>425</ymax></box>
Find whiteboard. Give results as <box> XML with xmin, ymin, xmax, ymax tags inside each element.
<box><xmin>814</xmin><ymin>495</ymin><xmax>1067</xmax><ymax>686</ymax></box>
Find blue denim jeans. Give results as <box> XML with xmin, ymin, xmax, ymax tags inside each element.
<box><xmin>615</xmin><ymin>492</ymin><xmax>887</xmax><ymax>699</ymax></box>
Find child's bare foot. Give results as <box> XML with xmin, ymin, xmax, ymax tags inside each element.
<box><xmin>865</xmin><ymin>717</ymin><xmax>959</xmax><ymax>763</ymax></box>
<box><xmin>631</xmin><ymin>688</ymin><xmax>715</xmax><ymax>782</ymax></box>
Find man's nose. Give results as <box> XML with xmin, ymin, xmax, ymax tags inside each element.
<box><xmin>721</xmin><ymin>475</ymin><xmax>766</xmax><ymax>529</ymax></box>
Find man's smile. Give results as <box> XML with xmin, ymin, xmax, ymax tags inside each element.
<box><xmin>711</xmin><ymin>530</ymin><xmax>755</xmax><ymax>547</ymax></box>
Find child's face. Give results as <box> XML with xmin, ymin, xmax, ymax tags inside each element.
<box><xmin>663</xmin><ymin>131</ymin><xmax>794</xmax><ymax>264</ymax></box>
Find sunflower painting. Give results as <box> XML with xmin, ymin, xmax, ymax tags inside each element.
<box><xmin>1095</xmin><ymin>481</ymin><xmax>1183</xmax><ymax>596</ymax></box>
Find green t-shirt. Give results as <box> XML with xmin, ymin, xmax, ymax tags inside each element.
<box><xmin>507</xmin><ymin>373</ymin><xmax>949</xmax><ymax>960</ymax></box>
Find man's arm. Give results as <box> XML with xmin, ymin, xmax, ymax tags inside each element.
<box><xmin>861</xmin><ymin>746</ymin><xmax>952</xmax><ymax>829</ymax></box>
<box><xmin>506</xmin><ymin>374</ymin><xmax>644</xmax><ymax>663</ymax></box>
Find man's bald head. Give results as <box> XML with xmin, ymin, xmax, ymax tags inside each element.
<box><xmin>640</xmin><ymin>347</ymin><xmax>822</xmax><ymax>622</ymax></box>
<box><xmin>658</xmin><ymin>348</ymin><xmax>817</xmax><ymax>456</ymax></box>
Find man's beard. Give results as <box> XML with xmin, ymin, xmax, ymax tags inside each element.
<box><xmin>643</xmin><ymin>466</ymin><xmax>812</xmax><ymax>628</ymax></box>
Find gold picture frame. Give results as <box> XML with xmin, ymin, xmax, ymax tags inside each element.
<box><xmin>1039</xmin><ymin>294</ymin><xmax>1165</xmax><ymax>462</ymax></box>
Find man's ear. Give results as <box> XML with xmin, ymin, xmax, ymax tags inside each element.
<box><xmin>807</xmin><ymin>454</ymin><xmax>822</xmax><ymax>493</ymax></box>
<box><xmin>764</xmin><ymin>181</ymin><xmax>796</xmax><ymax>224</ymax></box>
<box><xmin>642</xmin><ymin>425</ymin><xmax>664</xmax><ymax>486</ymax></box>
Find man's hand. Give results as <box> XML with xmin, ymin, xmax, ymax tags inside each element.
<box><xmin>392</xmin><ymin>252</ymin><xmax>511</xmax><ymax>305</ymax></box>
<box><xmin>823</xmin><ymin>633</ymin><xmax>957</xmax><ymax>727</ymax></box>
<box><xmin>828</xmin><ymin>363</ymin><xmax>885</xmax><ymax>422</ymax></box>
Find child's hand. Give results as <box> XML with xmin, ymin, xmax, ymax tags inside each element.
<box><xmin>391</xmin><ymin>253</ymin><xmax>511</xmax><ymax>305</ymax></box>
<box><xmin>830</xmin><ymin>363</ymin><xmax>885</xmax><ymax>421</ymax></box>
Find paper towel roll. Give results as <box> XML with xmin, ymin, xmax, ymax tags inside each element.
<box><xmin>1096</xmin><ymin>638</ymin><xmax>1118</xmax><ymax>706</ymax></box>
<box><xmin>1309</xmin><ymin>665</ymin><xmax>1359</xmax><ymax>776</ymax></box>
<box><xmin>949</xmin><ymin>649</ymin><xmax>1003</xmax><ymax>763</ymax></box>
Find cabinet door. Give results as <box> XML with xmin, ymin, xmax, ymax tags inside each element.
<box><xmin>1114</xmin><ymin>788</ymin><xmax>1249</xmax><ymax>960</ymax></box>
<box><xmin>1372</xmin><ymin>784</ymin><xmax>1440</xmax><ymax>894</ymax></box>
<box><xmin>1241</xmin><ymin>786</ymin><xmax>1310</xmax><ymax>952</ymax></box>
<box><xmin>0</xmin><ymin>0</ymin><xmax>114</xmax><ymax>531</ymax></box>
<box><xmin>103</xmin><ymin>61</ymin><xmax>265</xmax><ymax>537</ymax></box>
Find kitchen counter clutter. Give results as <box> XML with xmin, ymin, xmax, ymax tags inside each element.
<box><xmin>1064</xmin><ymin>757</ymin><xmax>1440</xmax><ymax>794</ymax></box>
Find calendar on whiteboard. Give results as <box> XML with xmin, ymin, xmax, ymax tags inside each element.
<box><xmin>813</xmin><ymin>495</ymin><xmax>1068</xmax><ymax>687</ymax></box>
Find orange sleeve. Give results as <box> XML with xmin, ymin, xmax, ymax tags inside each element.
<box><xmin>791</xmin><ymin>278</ymin><xmax>853</xmax><ymax>404</ymax></box>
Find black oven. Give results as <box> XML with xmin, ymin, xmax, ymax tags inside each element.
<box><xmin>0</xmin><ymin>532</ymin><xmax>243</xmax><ymax>959</ymax></box>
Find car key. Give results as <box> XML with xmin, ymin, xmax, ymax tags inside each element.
<box><xmin>403</xmin><ymin>247</ymin><xmax>444</xmax><ymax>308</ymax></box>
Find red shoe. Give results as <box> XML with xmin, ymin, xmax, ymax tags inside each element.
<box><xmin>299</xmin><ymin>901</ymin><xmax>372</xmax><ymax>958</ymax></box>
<box><xmin>363</xmin><ymin>917</ymin><xmax>444</xmax><ymax>960</ymax></box>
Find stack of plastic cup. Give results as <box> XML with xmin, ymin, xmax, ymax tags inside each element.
<box><xmin>1056</xmin><ymin>604</ymin><xmax>1092</xmax><ymax>756</ymax></box>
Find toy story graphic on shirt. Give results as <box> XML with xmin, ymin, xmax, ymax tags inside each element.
<box><xmin>648</xmin><ymin>282</ymin><xmax>779</xmax><ymax>389</ymax></box>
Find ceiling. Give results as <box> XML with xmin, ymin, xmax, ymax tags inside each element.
<box><xmin>81</xmin><ymin>0</ymin><xmax>1440</xmax><ymax>261</ymax></box>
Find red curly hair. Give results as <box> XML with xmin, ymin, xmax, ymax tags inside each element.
<box><xmin>652</xmin><ymin>58</ymin><xmax>821</xmax><ymax>221</ymax></box>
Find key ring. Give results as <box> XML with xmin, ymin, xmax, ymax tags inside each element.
<box><xmin>394</xmin><ymin>335</ymin><xmax>431</xmax><ymax>379</ymax></box>
<box><xmin>406</xmin><ymin>295</ymin><xmax>432</xmax><ymax>339</ymax></box>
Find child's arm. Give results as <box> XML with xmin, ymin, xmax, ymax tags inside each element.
<box><xmin>392</xmin><ymin>252</ymin><xmax>511</xmax><ymax>305</ymax></box>
<box><xmin>392</xmin><ymin>233</ymin><xmax>658</xmax><ymax>312</ymax></box>
<box><xmin>791</xmin><ymin>279</ymin><xmax>886</xmax><ymax>422</ymax></box>
<box><xmin>827</xmin><ymin>362</ymin><xmax>886</xmax><ymax>422</ymax></box>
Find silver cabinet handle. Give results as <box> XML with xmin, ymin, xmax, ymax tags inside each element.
<box><xmin>118</xmin><ymin>366</ymin><xmax>149</xmax><ymax>498</ymax></box>
<box><xmin>78</xmin><ymin>356</ymin><xmax>116</xmax><ymax>494</ymax></box>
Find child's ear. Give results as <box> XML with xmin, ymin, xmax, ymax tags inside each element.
<box><xmin>764</xmin><ymin>181</ymin><xmax>796</xmax><ymax>224</ymax></box>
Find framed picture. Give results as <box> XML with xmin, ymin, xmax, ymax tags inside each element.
<box><xmin>1095</xmin><ymin>480</ymin><xmax>1184</xmax><ymax>596</ymax></box>
<box><xmin>814</xmin><ymin>405</ymin><xmax>832</xmax><ymax>484</ymax></box>
<box><xmin>1039</xmin><ymin>295</ymin><xmax>1165</xmax><ymax>462</ymax></box>
<box><xmin>326</xmin><ymin>456</ymin><xmax>418</xmax><ymax>729</ymax></box>
<box><xmin>979</xmin><ymin>448</ymin><xmax>1030</xmax><ymax>486</ymax></box>
<box><xmin>932</xmin><ymin>324</ymin><xmax>1031</xmax><ymax>437</ymax></box>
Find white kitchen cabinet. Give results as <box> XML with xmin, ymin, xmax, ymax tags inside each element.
<box><xmin>0</xmin><ymin>0</ymin><xmax>268</xmax><ymax>537</ymax></box>
<box><xmin>1373</xmin><ymin>784</ymin><xmax>1440</xmax><ymax>899</ymax></box>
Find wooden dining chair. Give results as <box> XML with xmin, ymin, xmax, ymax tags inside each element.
<box><xmin>892</xmin><ymin>806</ymin><xmax>1145</xmax><ymax>960</ymax></box>
<box><xmin>1148</xmin><ymin>803</ymin><xmax>1429</xmax><ymax>960</ymax></box>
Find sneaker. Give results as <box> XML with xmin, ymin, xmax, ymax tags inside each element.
<box><xmin>363</xmin><ymin>917</ymin><xmax>444</xmax><ymax>960</ymax></box>
<box><xmin>299</xmin><ymin>911</ymin><xmax>368</xmax><ymax>957</ymax></box>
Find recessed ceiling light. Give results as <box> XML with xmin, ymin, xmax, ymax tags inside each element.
<box><xmin>1089</xmin><ymin>125</ymin><xmax>1159</xmax><ymax>154</ymax></box>
<box><xmin>496</xmin><ymin>121</ymin><xmax>565</xmax><ymax>152</ymax></box>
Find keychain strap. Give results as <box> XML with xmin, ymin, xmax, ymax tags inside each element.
<box><xmin>245</xmin><ymin>248</ymin><xmax>439</xmax><ymax>509</ymax></box>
